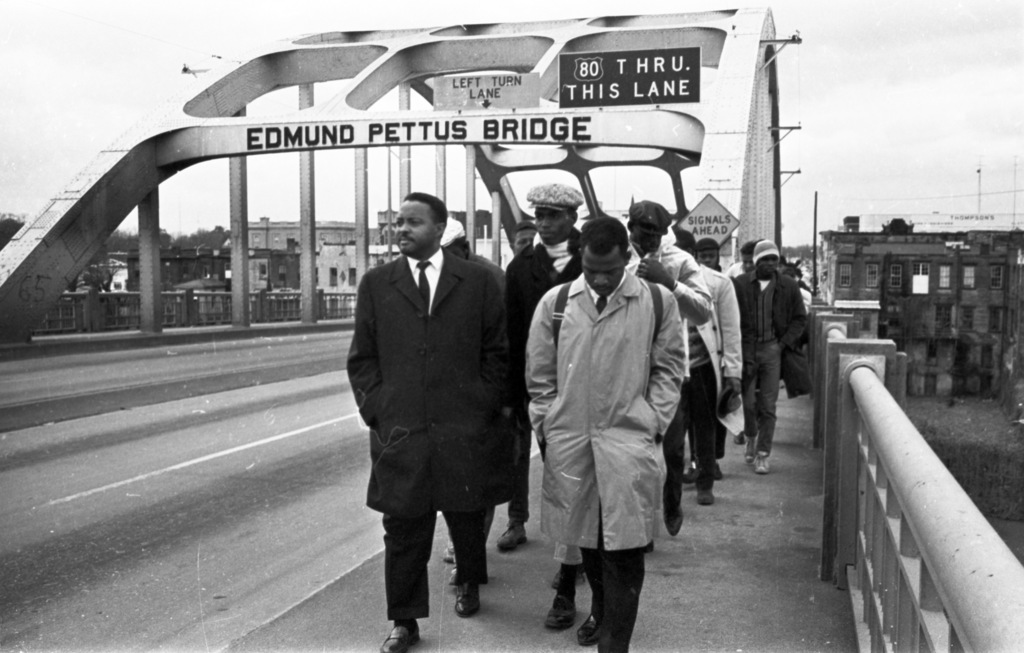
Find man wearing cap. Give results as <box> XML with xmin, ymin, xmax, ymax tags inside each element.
<box><xmin>503</xmin><ymin>182</ymin><xmax>587</xmax><ymax>627</ymax></box>
<box><xmin>733</xmin><ymin>240</ymin><xmax>808</xmax><ymax>475</ymax></box>
<box><xmin>726</xmin><ymin>239</ymin><xmax>762</xmax><ymax>278</ymax></box>
<box><xmin>669</xmin><ymin>229</ymin><xmax>743</xmax><ymax>506</ymax></box>
<box><xmin>347</xmin><ymin>192</ymin><xmax>507</xmax><ymax>653</ymax></box>
<box><xmin>626</xmin><ymin>200</ymin><xmax>712</xmax><ymax>531</ymax></box>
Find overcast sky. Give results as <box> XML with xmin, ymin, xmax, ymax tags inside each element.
<box><xmin>1</xmin><ymin>0</ymin><xmax>1021</xmax><ymax>245</ymax></box>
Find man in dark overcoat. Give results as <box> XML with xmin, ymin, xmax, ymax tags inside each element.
<box><xmin>347</xmin><ymin>192</ymin><xmax>507</xmax><ymax>653</ymax></box>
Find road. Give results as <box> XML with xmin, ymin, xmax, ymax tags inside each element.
<box><xmin>0</xmin><ymin>332</ymin><xmax>382</xmax><ymax>651</ymax></box>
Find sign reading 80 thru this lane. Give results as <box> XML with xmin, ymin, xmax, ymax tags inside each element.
<box><xmin>558</xmin><ymin>47</ymin><xmax>701</xmax><ymax>108</ymax></box>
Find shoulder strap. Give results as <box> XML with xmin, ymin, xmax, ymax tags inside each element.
<box><xmin>552</xmin><ymin>282</ymin><xmax>571</xmax><ymax>347</ymax></box>
<box><xmin>644</xmin><ymin>280</ymin><xmax>663</xmax><ymax>346</ymax></box>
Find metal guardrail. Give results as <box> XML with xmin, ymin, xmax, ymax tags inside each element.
<box><xmin>813</xmin><ymin>310</ymin><xmax>1024</xmax><ymax>652</ymax></box>
<box><xmin>33</xmin><ymin>289</ymin><xmax>356</xmax><ymax>335</ymax></box>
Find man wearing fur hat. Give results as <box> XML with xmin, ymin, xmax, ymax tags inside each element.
<box><xmin>733</xmin><ymin>240</ymin><xmax>807</xmax><ymax>475</ymax></box>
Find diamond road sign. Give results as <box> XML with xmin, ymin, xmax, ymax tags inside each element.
<box><xmin>678</xmin><ymin>194</ymin><xmax>739</xmax><ymax>245</ymax></box>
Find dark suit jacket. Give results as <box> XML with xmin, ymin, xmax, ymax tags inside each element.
<box><xmin>346</xmin><ymin>250</ymin><xmax>507</xmax><ymax>517</ymax></box>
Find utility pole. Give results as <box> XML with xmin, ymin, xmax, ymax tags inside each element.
<box><xmin>812</xmin><ymin>191</ymin><xmax>818</xmax><ymax>296</ymax></box>
<box><xmin>977</xmin><ymin>157</ymin><xmax>983</xmax><ymax>213</ymax></box>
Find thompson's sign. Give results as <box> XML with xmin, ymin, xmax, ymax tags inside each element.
<box><xmin>558</xmin><ymin>47</ymin><xmax>701</xmax><ymax>108</ymax></box>
<box><xmin>433</xmin><ymin>73</ymin><xmax>540</xmax><ymax>110</ymax></box>
<box><xmin>678</xmin><ymin>194</ymin><xmax>739</xmax><ymax>245</ymax></box>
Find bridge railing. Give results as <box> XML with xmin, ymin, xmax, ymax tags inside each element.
<box><xmin>33</xmin><ymin>289</ymin><xmax>356</xmax><ymax>335</ymax></box>
<box><xmin>812</xmin><ymin>310</ymin><xmax>1024</xmax><ymax>652</ymax></box>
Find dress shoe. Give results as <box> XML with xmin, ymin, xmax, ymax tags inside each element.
<box><xmin>697</xmin><ymin>488</ymin><xmax>715</xmax><ymax>505</ymax></box>
<box><xmin>744</xmin><ymin>437</ymin><xmax>757</xmax><ymax>464</ymax></box>
<box><xmin>733</xmin><ymin>432</ymin><xmax>745</xmax><ymax>445</ymax></box>
<box><xmin>544</xmin><ymin>594</ymin><xmax>577</xmax><ymax>629</ymax></box>
<box><xmin>576</xmin><ymin>614</ymin><xmax>601</xmax><ymax>646</ymax></box>
<box><xmin>380</xmin><ymin>623</ymin><xmax>419</xmax><ymax>653</ymax></box>
<box><xmin>454</xmin><ymin>583</ymin><xmax>480</xmax><ymax>617</ymax></box>
<box><xmin>681</xmin><ymin>460</ymin><xmax>699</xmax><ymax>484</ymax></box>
<box><xmin>664</xmin><ymin>509</ymin><xmax>684</xmax><ymax>536</ymax></box>
<box><xmin>497</xmin><ymin>522</ymin><xmax>527</xmax><ymax>551</ymax></box>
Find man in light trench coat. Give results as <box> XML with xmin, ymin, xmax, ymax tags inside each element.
<box><xmin>526</xmin><ymin>217</ymin><xmax>686</xmax><ymax>652</ymax></box>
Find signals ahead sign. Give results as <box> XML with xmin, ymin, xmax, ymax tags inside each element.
<box><xmin>678</xmin><ymin>194</ymin><xmax>739</xmax><ymax>245</ymax></box>
<box><xmin>558</xmin><ymin>47</ymin><xmax>701</xmax><ymax>108</ymax></box>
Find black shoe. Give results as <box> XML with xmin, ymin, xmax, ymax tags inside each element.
<box><xmin>664</xmin><ymin>509</ymin><xmax>684</xmax><ymax>536</ymax></box>
<box><xmin>455</xmin><ymin>583</ymin><xmax>480</xmax><ymax>618</ymax></box>
<box><xmin>576</xmin><ymin>614</ymin><xmax>600</xmax><ymax>646</ymax></box>
<box><xmin>697</xmin><ymin>488</ymin><xmax>715</xmax><ymax>505</ymax></box>
<box><xmin>712</xmin><ymin>462</ymin><xmax>723</xmax><ymax>480</ymax></box>
<box><xmin>544</xmin><ymin>594</ymin><xmax>577</xmax><ymax>629</ymax></box>
<box><xmin>380</xmin><ymin>623</ymin><xmax>419</xmax><ymax>653</ymax></box>
<box><xmin>681</xmin><ymin>461</ymin><xmax>699</xmax><ymax>484</ymax></box>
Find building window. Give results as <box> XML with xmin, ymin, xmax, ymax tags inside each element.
<box><xmin>838</xmin><ymin>263</ymin><xmax>852</xmax><ymax>287</ymax></box>
<box><xmin>991</xmin><ymin>265</ymin><xmax>1004</xmax><ymax>289</ymax></box>
<box><xmin>329</xmin><ymin>267</ymin><xmax>338</xmax><ymax>287</ymax></box>
<box><xmin>912</xmin><ymin>262</ymin><xmax>929</xmax><ymax>294</ymax></box>
<box><xmin>927</xmin><ymin>340</ymin><xmax>938</xmax><ymax>363</ymax></box>
<box><xmin>960</xmin><ymin>305</ymin><xmax>974</xmax><ymax>330</ymax></box>
<box><xmin>278</xmin><ymin>265</ymin><xmax>287</xmax><ymax>283</ymax></box>
<box><xmin>963</xmin><ymin>265</ymin><xmax>976</xmax><ymax>288</ymax></box>
<box><xmin>258</xmin><ymin>263</ymin><xmax>268</xmax><ymax>279</ymax></box>
<box><xmin>349</xmin><ymin>267</ymin><xmax>357</xmax><ymax>287</ymax></box>
<box><xmin>889</xmin><ymin>263</ymin><xmax>903</xmax><ymax>288</ymax></box>
<box><xmin>938</xmin><ymin>265</ymin><xmax>951</xmax><ymax>289</ymax></box>
<box><xmin>865</xmin><ymin>263</ymin><xmax>879</xmax><ymax>288</ymax></box>
<box><xmin>990</xmin><ymin>306</ymin><xmax>1004</xmax><ymax>333</ymax></box>
<box><xmin>935</xmin><ymin>304</ymin><xmax>952</xmax><ymax>329</ymax></box>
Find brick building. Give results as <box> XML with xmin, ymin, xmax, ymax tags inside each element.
<box><xmin>820</xmin><ymin>215</ymin><xmax>1024</xmax><ymax>403</ymax></box>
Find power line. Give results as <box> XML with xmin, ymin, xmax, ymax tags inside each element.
<box><xmin>845</xmin><ymin>189</ymin><xmax>1023</xmax><ymax>202</ymax></box>
<box><xmin>26</xmin><ymin>1</ymin><xmax>239</xmax><ymax>63</ymax></box>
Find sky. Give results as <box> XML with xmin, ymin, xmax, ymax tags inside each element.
<box><xmin>1</xmin><ymin>0</ymin><xmax>1021</xmax><ymax>246</ymax></box>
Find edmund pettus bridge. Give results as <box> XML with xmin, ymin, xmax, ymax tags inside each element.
<box><xmin>1</xmin><ymin>9</ymin><xmax>1022</xmax><ymax>652</ymax></box>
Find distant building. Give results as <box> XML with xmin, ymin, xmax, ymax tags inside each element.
<box><xmin>821</xmin><ymin>220</ymin><xmax>1024</xmax><ymax>402</ymax></box>
<box><xmin>126</xmin><ymin>247</ymin><xmax>231</xmax><ymax>291</ymax></box>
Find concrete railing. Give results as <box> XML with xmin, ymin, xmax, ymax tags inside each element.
<box><xmin>812</xmin><ymin>310</ymin><xmax>1024</xmax><ymax>652</ymax></box>
<box><xmin>34</xmin><ymin>289</ymin><xmax>356</xmax><ymax>335</ymax></box>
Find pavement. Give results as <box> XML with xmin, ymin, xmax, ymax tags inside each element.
<box><xmin>228</xmin><ymin>394</ymin><xmax>862</xmax><ymax>653</ymax></box>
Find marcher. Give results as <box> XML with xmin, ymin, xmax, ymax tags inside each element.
<box><xmin>347</xmin><ymin>192</ymin><xmax>508</xmax><ymax>653</ymax></box>
<box><xmin>438</xmin><ymin>218</ymin><xmax>504</xmax><ymax>585</ymax></box>
<box><xmin>672</xmin><ymin>231</ymin><xmax>744</xmax><ymax>506</ymax></box>
<box><xmin>734</xmin><ymin>240</ymin><xmax>808</xmax><ymax>475</ymax></box>
<box><xmin>527</xmin><ymin>217</ymin><xmax>686</xmax><ymax>652</ymax></box>
<box><xmin>625</xmin><ymin>200</ymin><xmax>712</xmax><ymax>533</ymax></box>
<box><xmin>512</xmin><ymin>219</ymin><xmax>538</xmax><ymax>257</ymax></box>
<box><xmin>503</xmin><ymin>182</ymin><xmax>587</xmax><ymax>629</ymax></box>
<box><xmin>726</xmin><ymin>239</ymin><xmax>762</xmax><ymax>278</ymax></box>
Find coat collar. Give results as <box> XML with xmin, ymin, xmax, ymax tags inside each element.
<box><xmin>387</xmin><ymin>250</ymin><xmax>465</xmax><ymax>314</ymax></box>
<box><xmin>568</xmin><ymin>271</ymin><xmax>643</xmax><ymax>321</ymax></box>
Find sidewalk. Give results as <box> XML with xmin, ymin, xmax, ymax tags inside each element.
<box><xmin>229</xmin><ymin>395</ymin><xmax>861</xmax><ymax>653</ymax></box>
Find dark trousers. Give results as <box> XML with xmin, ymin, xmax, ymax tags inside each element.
<box><xmin>681</xmin><ymin>362</ymin><xmax>721</xmax><ymax>491</ymax></box>
<box><xmin>382</xmin><ymin>510</ymin><xmax>487</xmax><ymax>621</ymax></box>
<box><xmin>506</xmin><ymin>410</ymin><xmax>531</xmax><ymax>524</ymax></box>
<box><xmin>661</xmin><ymin>400</ymin><xmax>687</xmax><ymax>519</ymax></box>
<box><xmin>579</xmin><ymin>514</ymin><xmax>645</xmax><ymax>653</ymax></box>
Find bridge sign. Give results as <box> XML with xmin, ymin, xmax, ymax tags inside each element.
<box><xmin>558</xmin><ymin>47</ymin><xmax>701</xmax><ymax>108</ymax></box>
<box><xmin>678</xmin><ymin>194</ymin><xmax>739</xmax><ymax>245</ymax></box>
<box><xmin>433</xmin><ymin>73</ymin><xmax>540</xmax><ymax>111</ymax></box>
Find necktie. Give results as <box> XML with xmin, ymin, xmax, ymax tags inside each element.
<box><xmin>417</xmin><ymin>261</ymin><xmax>431</xmax><ymax>313</ymax></box>
<box><xmin>595</xmin><ymin>295</ymin><xmax>607</xmax><ymax>314</ymax></box>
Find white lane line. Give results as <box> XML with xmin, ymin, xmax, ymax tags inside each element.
<box><xmin>45</xmin><ymin>413</ymin><xmax>359</xmax><ymax>507</ymax></box>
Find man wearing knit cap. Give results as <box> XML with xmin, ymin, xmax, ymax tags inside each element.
<box><xmin>504</xmin><ymin>182</ymin><xmax>587</xmax><ymax>629</ymax></box>
<box><xmin>733</xmin><ymin>240</ymin><xmax>807</xmax><ymax>475</ymax></box>
<box><xmin>512</xmin><ymin>220</ymin><xmax>538</xmax><ymax>257</ymax></box>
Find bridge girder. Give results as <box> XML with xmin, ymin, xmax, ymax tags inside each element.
<box><xmin>0</xmin><ymin>8</ymin><xmax>781</xmax><ymax>343</ymax></box>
